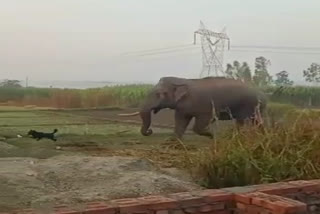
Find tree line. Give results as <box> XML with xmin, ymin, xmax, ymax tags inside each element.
<box><xmin>225</xmin><ymin>56</ymin><xmax>320</xmax><ymax>87</ymax></box>
<box><xmin>0</xmin><ymin>57</ymin><xmax>320</xmax><ymax>89</ymax></box>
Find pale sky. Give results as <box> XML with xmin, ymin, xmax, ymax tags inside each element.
<box><xmin>1</xmin><ymin>0</ymin><xmax>320</xmax><ymax>84</ymax></box>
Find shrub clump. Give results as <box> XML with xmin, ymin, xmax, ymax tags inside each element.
<box><xmin>193</xmin><ymin>108</ymin><xmax>320</xmax><ymax>188</ymax></box>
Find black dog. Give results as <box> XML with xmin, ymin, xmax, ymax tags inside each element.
<box><xmin>27</xmin><ymin>129</ymin><xmax>58</xmax><ymax>141</ymax></box>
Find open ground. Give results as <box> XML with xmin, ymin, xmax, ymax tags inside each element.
<box><xmin>1</xmin><ymin>104</ymin><xmax>320</xmax><ymax>212</ymax></box>
<box><xmin>0</xmin><ymin>106</ymin><xmax>227</xmax><ymax>212</ymax></box>
<box><xmin>0</xmin><ymin>107</ymin><xmax>220</xmax><ymax>165</ymax></box>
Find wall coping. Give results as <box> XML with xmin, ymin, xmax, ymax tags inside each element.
<box><xmin>3</xmin><ymin>179</ymin><xmax>320</xmax><ymax>214</ymax></box>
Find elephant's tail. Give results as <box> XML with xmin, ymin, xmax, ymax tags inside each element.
<box><xmin>253</xmin><ymin>100</ymin><xmax>264</xmax><ymax>126</ymax></box>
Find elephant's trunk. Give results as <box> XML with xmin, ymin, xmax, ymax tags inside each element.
<box><xmin>138</xmin><ymin>89</ymin><xmax>161</xmax><ymax>136</ymax></box>
<box><xmin>139</xmin><ymin>109</ymin><xmax>153</xmax><ymax>136</ymax></box>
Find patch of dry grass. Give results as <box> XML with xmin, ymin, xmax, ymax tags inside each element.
<box><xmin>192</xmin><ymin>107</ymin><xmax>320</xmax><ymax>188</ymax></box>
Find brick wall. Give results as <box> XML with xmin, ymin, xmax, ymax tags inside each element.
<box><xmin>4</xmin><ymin>179</ymin><xmax>320</xmax><ymax>214</ymax></box>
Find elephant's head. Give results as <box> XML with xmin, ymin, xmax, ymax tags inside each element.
<box><xmin>118</xmin><ymin>77</ymin><xmax>190</xmax><ymax>136</ymax></box>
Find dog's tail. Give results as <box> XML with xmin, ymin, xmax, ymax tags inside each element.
<box><xmin>53</xmin><ymin>129</ymin><xmax>58</xmax><ymax>134</ymax></box>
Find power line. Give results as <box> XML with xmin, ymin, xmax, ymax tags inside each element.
<box><xmin>120</xmin><ymin>44</ymin><xmax>194</xmax><ymax>56</ymax></box>
<box><xmin>136</xmin><ymin>46</ymin><xmax>200</xmax><ymax>56</ymax></box>
<box><xmin>229</xmin><ymin>49</ymin><xmax>320</xmax><ymax>55</ymax></box>
<box><xmin>232</xmin><ymin>45</ymin><xmax>320</xmax><ymax>51</ymax></box>
<box><xmin>128</xmin><ymin>47</ymin><xmax>320</xmax><ymax>57</ymax></box>
<box><xmin>127</xmin><ymin>48</ymin><xmax>320</xmax><ymax>57</ymax></box>
<box><xmin>120</xmin><ymin>44</ymin><xmax>320</xmax><ymax>56</ymax></box>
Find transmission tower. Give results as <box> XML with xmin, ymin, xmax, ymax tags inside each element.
<box><xmin>194</xmin><ymin>21</ymin><xmax>230</xmax><ymax>78</ymax></box>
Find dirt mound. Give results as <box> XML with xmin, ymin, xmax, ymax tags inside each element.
<box><xmin>0</xmin><ymin>155</ymin><xmax>201</xmax><ymax>212</ymax></box>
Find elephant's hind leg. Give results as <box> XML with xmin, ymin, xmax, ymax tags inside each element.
<box><xmin>193</xmin><ymin>115</ymin><xmax>213</xmax><ymax>139</ymax></box>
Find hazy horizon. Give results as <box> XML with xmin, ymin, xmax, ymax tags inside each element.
<box><xmin>1</xmin><ymin>0</ymin><xmax>320</xmax><ymax>85</ymax></box>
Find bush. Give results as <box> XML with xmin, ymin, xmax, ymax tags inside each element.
<box><xmin>0</xmin><ymin>84</ymin><xmax>318</xmax><ymax>109</ymax></box>
<box><xmin>0</xmin><ymin>85</ymin><xmax>153</xmax><ymax>108</ymax></box>
<box><xmin>263</xmin><ymin>85</ymin><xmax>320</xmax><ymax>107</ymax></box>
<box><xmin>193</xmin><ymin>108</ymin><xmax>320</xmax><ymax>188</ymax></box>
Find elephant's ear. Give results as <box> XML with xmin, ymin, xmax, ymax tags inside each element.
<box><xmin>173</xmin><ymin>85</ymin><xmax>189</xmax><ymax>103</ymax></box>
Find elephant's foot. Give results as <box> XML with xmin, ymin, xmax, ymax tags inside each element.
<box><xmin>165</xmin><ymin>135</ymin><xmax>182</xmax><ymax>143</ymax></box>
<box><xmin>140</xmin><ymin>128</ymin><xmax>153</xmax><ymax>136</ymax></box>
<box><xmin>202</xmin><ymin>132</ymin><xmax>214</xmax><ymax>139</ymax></box>
<box><xmin>166</xmin><ymin>136</ymin><xmax>177</xmax><ymax>142</ymax></box>
<box><xmin>171</xmin><ymin>132</ymin><xmax>184</xmax><ymax>141</ymax></box>
<box><xmin>193</xmin><ymin>128</ymin><xmax>214</xmax><ymax>139</ymax></box>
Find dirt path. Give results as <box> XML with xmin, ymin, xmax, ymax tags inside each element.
<box><xmin>0</xmin><ymin>108</ymin><xmax>216</xmax><ymax>212</ymax></box>
<box><xmin>71</xmin><ymin>108</ymin><xmax>177</xmax><ymax>128</ymax></box>
<box><xmin>66</xmin><ymin>108</ymin><xmax>232</xmax><ymax>134</ymax></box>
<box><xmin>70</xmin><ymin>108</ymin><xmax>232</xmax><ymax>129</ymax></box>
<box><xmin>0</xmin><ymin>155</ymin><xmax>202</xmax><ymax>212</ymax></box>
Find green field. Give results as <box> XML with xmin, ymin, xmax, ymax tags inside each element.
<box><xmin>0</xmin><ymin>103</ymin><xmax>320</xmax><ymax>189</ymax></box>
<box><xmin>0</xmin><ymin>84</ymin><xmax>319</xmax><ymax>108</ymax></box>
<box><xmin>0</xmin><ymin>108</ymin><xmax>213</xmax><ymax>168</ymax></box>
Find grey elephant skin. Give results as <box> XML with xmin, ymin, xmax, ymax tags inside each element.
<box><xmin>120</xmin><ymin>76</ymin><xmax>267</xmax><ymax>139</ymax></box>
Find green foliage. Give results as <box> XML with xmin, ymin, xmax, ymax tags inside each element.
<box><xmin>263</xmin><ymin>85</ymin><xmax>320</xmax><ymax>107</ymax></box>
<box><xmin>225</xmin><ymin>61</ymin><xmax>252</xmax><ymax>83</ymax></box>
<box><xmin>0</xmin><ymin>81</ymin><xmax>318</xmax><ymax>108</ymax></box>
<box><xmin>266</xmin><ymin>102</ymin><xmax>297</xmax><ymax>118</ymax></box>
<box><xmin>240</xmin><ymin>62</ymin><xmax>252</xmax><ymax>83</ymax></box>
<box><xmin>105</xmin><ymin>84</ymin><xmax>153</xmax><ymax>107</ymax></box>
<box><xmin>225</xmin><ymin>63</ymin><xmax>234</xmax><ymax>78</ymax></box>
<box><xmin>0</xmin><ymin>87</ymin><xmax>50</xmax><ymax>102</ymax></box>
<box><xmin>253</xmin><ymin>56</ymin><xmax>273</xmax><ymax>87</ymax></box>
<box><xmin>303</xmin><ymin>63</ymin><xmax>320</xmax><ymax>84</ymax></box>
<box><xmin>226</xmin><ymin>56</ymin><xmax>273</xmax><ymax>86</ymax></box>
<box><xmin>0</xmin><ymin>84</ymin><xmax>153</xmax><ymax>108</ymax></box>
<box><xmin>0</xmin><ymin>79</ymin><xmax>22</xmax><ymax>88</ymax></box>
<box><xmin>274</xmin><ymin>70</ymin><xmax>293</xmax><ymax>86</ymax></box>
<box><xmin>194</xmin><ymin>108</ymin><xmax>320</xmax><ymax>188</ymax></box>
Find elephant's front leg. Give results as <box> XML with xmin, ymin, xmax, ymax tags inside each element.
<box><xmin>193</xmin><ymin>114</ymin><xmax>214</xmax><ymax>139</ymax></box>
<box><xmin>174</xmin><ymin>111</ymin><xmax>192</xmax><ymax>139</ymax></box>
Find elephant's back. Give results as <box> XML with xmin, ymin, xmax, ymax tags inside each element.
<box><xmin>192</xmin><ymin>78</ymin><xmax>254</xmax><ymax>97</ymax></box>
<box><xmin>191</xmin><ymin>79</ymin><xmax>260</xmax><ymax>108</ymax></box>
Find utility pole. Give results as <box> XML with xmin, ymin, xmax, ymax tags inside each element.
<box><xmin>25</xmin><ymin>76</ymin><xmax>29</xmax><ymax>88</ymax></box>
<box><xmin>194</xmin><ymin>21</ymin><xmax>230</xmax><ymax>78</ymax></box>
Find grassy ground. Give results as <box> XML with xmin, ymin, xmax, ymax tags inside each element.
<box><xmin>0</xmin><ymin>108</ymin><xmax>213</xmax><ymax>168</ymax></box>
<box><xmin>1</xmin><ymin>104</ymin><xmax>320</xmax><ymax>190</ymax></box>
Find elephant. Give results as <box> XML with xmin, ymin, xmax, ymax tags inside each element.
<box><xmin>118</xmin><ymin>76</ymin><xmax>267</xmax><ymax>139</ymax></box>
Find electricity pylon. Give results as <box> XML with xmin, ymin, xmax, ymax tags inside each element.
<box><xmin>194</xmin><ymin>21</ymin><xmax>230</xmax><ymax>78</ymax></box>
